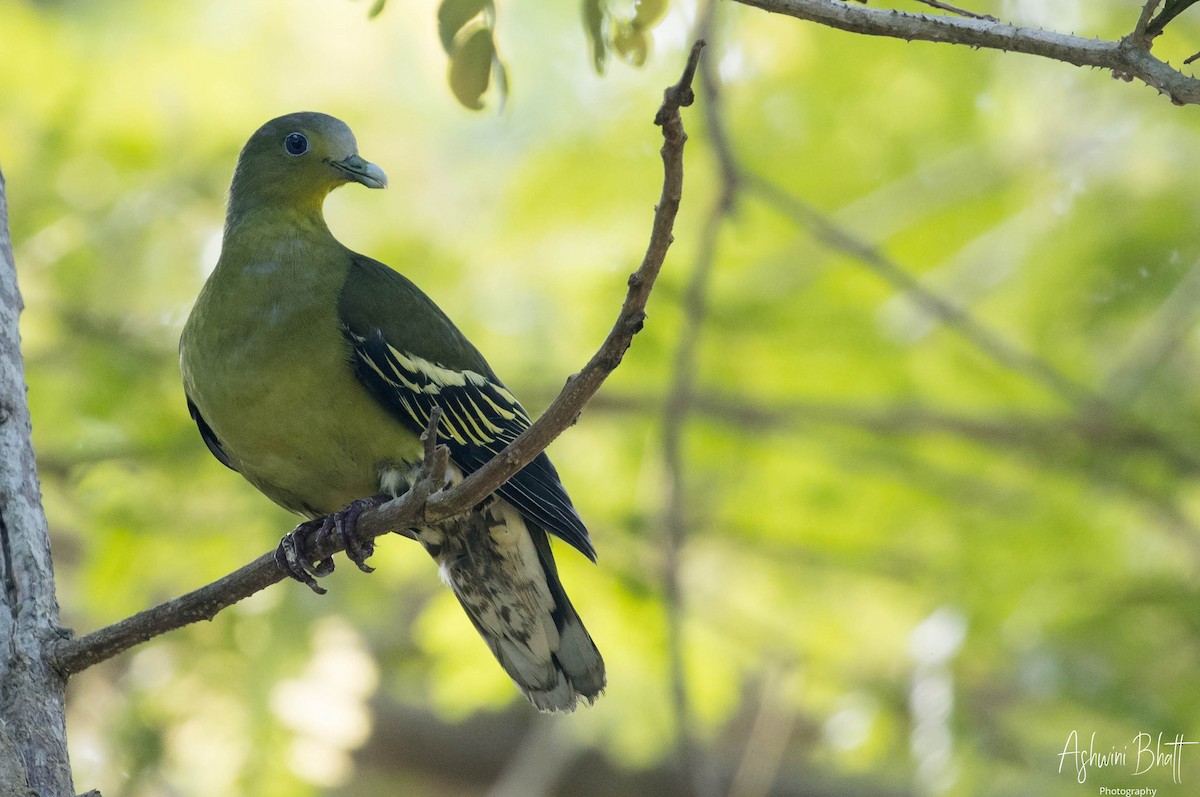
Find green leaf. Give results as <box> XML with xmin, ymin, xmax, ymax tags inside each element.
<box><xmin>438</xmin><ymin>0</ymin><xmax>489</xmax><ymax>55</ymax></box>
<box><xmin>631</xmin><ymin>0</ymin><xmax>666</xmax><ymax>31</ymax></box>
<box><xmin>611</xmin><ymin>21</ymin><xmax>647</xmax><ymax>67</ymax></box>
<box><xmin>448</xmin><ymin>24</ymin><xmax>494</xmax><ymax>111</ymax></box>
<box><xmin>582</xmin><ymin>0</ymin><xmax>607</xmax><ymax>74</ymax></box>
<box><xmin>367</xmin><ymin>0</ymin><xmax>387</xmax><ymax>19</ymax></box>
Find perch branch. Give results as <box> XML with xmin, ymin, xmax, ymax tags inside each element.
<box><xmin>51</xmin><ymin>40</ymin><xmax>706</xmax><ymax>676</ymax></box>
<box><xmin>730</xmin><ymin>0</ymin><xmax>1200</xmax><ymax>105</ymax></box>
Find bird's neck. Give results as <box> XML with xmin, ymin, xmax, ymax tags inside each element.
<box><xmin>225</xmin><ymin>153</ymin><xmax>333</xmax><ymax>225</ymax></box>
<box><xmin>211</xmin><ymin>197</ymin><xmax>348</xmax><ymax>306</ymax></box>
<box><xmin>222</xmin><ymin>200</ymin><xmax>334</xmax><ymax>248</ymax></box>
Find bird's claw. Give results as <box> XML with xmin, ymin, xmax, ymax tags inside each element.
<box><xmin>275</xmin><ymin>517</ymin><xmax>336</xmax><ymax>595</ymax></box>
<box><xmin>274</xmin><ymin>494</ymin><xmax>391</xmax><ymax>593</ymax></box>
<box><xmin>323</xmin><ymin>494</ymin><xmax>389</xmax><ymax>573</ymax></box>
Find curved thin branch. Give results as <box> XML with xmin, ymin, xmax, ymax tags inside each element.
<box><xmin>1147</xmin><ymin>0</ymin><xmax>1197</xmax><ymax>37</ymax></box>
<box><xmin>51</xmin><ymin>40</ymin><xmax>706</xmax><ymax>677</ymax></box>
<box><xmin>731</xmin><ymin>0</ymin><xmax>1200</xmax><ymax>105</ymax></box>
<box><xmin>1137</xmin><ymin>0</ymin><xmax>1165</xmax><ymax>38</ymax></box>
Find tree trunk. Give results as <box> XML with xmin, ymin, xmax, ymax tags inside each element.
<box><xmin>0</xmin><ymin>167</ymin><xmax>76</xmax><ymax>796</ymax></box>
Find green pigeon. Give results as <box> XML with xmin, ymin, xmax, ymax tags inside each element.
<box><xmin>179</xmin><ymin>112</ymin><xmax>605</xmax><ymax>712</ymax></box>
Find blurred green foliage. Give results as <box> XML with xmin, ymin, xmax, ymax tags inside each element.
<box><xmin>6</xmin><ymin>0</ymin><xmax>1200</xmax><ymax>795</ymax></box>
<box><xmin>437</xmin><ymin>0</ymin><xmax>507</xmax><ymax>110</ymax></box>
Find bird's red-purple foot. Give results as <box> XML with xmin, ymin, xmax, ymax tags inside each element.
<box><xmin>274</xmin><ymin>494</ymin><xmax>391</xmax><ymax>594</ymax></box>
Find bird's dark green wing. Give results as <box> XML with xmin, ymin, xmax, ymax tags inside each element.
<box><xmin>336</xmin><ymin>253</ymin><xmax>596</xmax><ymax>562</ymax></box>
<box><xmin>187</xmin><ymin>395</ymin><xmax>237</xmax><ymax>472</ymax></box>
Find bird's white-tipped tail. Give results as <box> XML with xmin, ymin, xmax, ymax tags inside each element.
<box><xmin>418</xmin><ymin>499</ymin><xmax>605</xmax><ymax>712</ymax></box>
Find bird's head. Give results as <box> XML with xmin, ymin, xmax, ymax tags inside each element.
<box><xmin>227</xmin><ymin>112</ymin><xmax>387</xmax><ymax>219</ymax></box>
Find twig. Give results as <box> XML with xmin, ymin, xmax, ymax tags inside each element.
<box><xmin>1135</xmin><ymin>0</ymin><xmax>1165</xmax><ymax>39</ymax></box>
<box><xmin>911</xmin><ymin>0</ymin><xmax>996</xmax><ymax>22</ymax></box>
<box><xmin>404</xmin><ymin>405</ymin><xmax>450</xmax><ymax>531</ymax></box>
<box><xmin>1144</xmin><ymin>0</ymin><xmax>1200</xmax><ymax>64</ymax></box>
<box><xmin>730</xmin><ymin>0</ymin><xmax>1200</xmax><ymax>105</ymax></box>
<box><xmin>1147</xmin><ymin>0</ymin><xmax>1200</xmax><ymax>37</ymax></box>
<box><xmin>51</xmin><ymin>41</ymin><xmax>706</xmax><ymax>677</ymax></box>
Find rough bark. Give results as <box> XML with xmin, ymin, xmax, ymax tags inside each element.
<box><xmin>0</xmin><ymin>168</ymin><xmax>75</xmax><ymax>795</ymax></box>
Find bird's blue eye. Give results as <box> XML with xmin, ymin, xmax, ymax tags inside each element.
<box><xmin>283</xmin><ymin>133</ymin><xmax>309</xmax><ymax>156</ymax></box>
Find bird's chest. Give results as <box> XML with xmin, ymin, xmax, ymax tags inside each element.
<box><xmin>185</xmin><ymin>261</ymin><xmax>336</xmax><ymax>413</ymax></box>
<box><xmin>181</xmin><ymin>260</ymin><xmax>421</xmax><ymax>515</ymax></box>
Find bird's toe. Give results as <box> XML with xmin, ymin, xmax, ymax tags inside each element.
<box><xmin>274</xmin><ymin>495</ymin><xmax>391</xmax><ymax>592</ymax></box>
<box><xmin>332</xmin><ymin>494</ymin><xmax>390</xmax><ymax>573</ymax></box>
<box><xmin>275</xmin><ymin>517</ymin><xmax>337</xmax><ymax>594</ymax></box>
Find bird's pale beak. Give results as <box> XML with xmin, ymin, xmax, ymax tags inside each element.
<box><xmin>332</xmin><ymin>154</ymin><xmax>388</xmax><ymax>189</ymax></box>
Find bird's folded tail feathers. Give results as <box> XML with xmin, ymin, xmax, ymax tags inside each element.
<box><xmin>418</xmin><ymin>499</ymin><xmax>605</xmax><ymax>713</ymax></box>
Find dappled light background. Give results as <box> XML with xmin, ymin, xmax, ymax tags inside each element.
<box><xmin>5</xmin><ymin>0</ymin><xmax>1200</xmax><ymax>794</ymax></box>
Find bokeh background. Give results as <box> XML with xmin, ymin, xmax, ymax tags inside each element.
<box><xmin>5</xmin><ymin>0</ymin><xmax>1200</xmax><ymax>794</ymax></box>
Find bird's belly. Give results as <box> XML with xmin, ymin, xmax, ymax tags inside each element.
<box><xmin>184</xmin><ymin>322</ymin><xmax>423</xmax><ymax>517</ymax></box>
